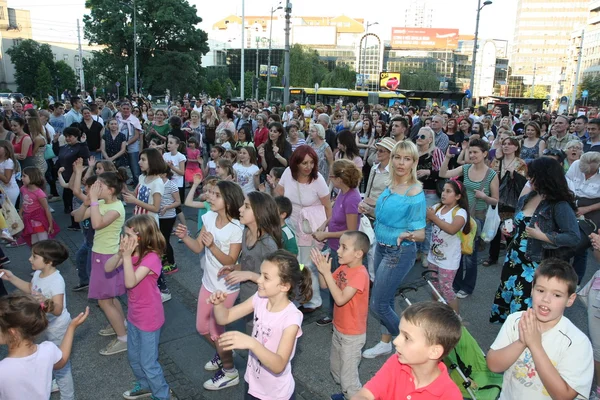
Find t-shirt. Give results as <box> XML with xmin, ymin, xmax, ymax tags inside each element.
<box><xmin>201</xmin><ymin>211</ymin><xmax>243</xmax><ymax>294</ymax></box>
<box><xmin>49</xmin><ymin>114</ymin><xmax>66</xmax><ymax>134</ymax></box>
<box><xmin>332</xmin><ymin>265</ymin><xmax>369</xmax><ymax>335</ymax></box>
<box><xmin>0</xmin><ymin>158</ymin><xmax>17</xmax><ymax>192</ymax></box>
<box><xmin>245</xmin><ymin>294</ymin><xmax>303</xmax><ymax>400</ymax></box>
<box><xmin>328</xmin><ymin>188</ymin><xmax>361</xmax><ymax>251</ymax></box>
<box><xmin>31</xmin><ymin>270</ymin><xmax>70</xmax><ymax>326</ymax></box>
<box><xmin>134</xmin><ymin>175</ymin><xmax>165</xmax><ymax>225</ymax></box>
<box><xmin>427</xmin><ymin>205</ymin><xmax>467</xmax><ymax>271</ymax></box>
<box><xmin>491</xmin><ymin>312</ymin><xmax>593</xmax><ymax>400</ymax></box>
<box><xmin>163</xmin><ymin>152</ymin><xmax>187</xmax><ymax>187</ymax></box>
<box><xmin>282</xmin><ymin>224</ymin><xmax>298</xmax><ymax>255</ymax></box>
<box><xmin>127</xmin><ymin>252</ymin><xmax>164</xmax><ymax>332</ymax></box>
<box><xmin>93</xmin><ymin>200</ymin><xmax>125</xmax><ymax>254</ymax></box>
<box><xmin>234</xmin><ymin>163</ymin><xmax>260</xmax><ymax>194</ymax></box>
<box><xmin>0</xmin><ymin>341</ymin><xmax>62</xmax><ymax>400</ymax></box>
<box><xmin>159</xmin><ymin>179</ymin><xmax>178</xmax><ymax>219</ymax></box>
<box><xmin>364</xmin><ymin>356</ymin><xmax>462</xmax><ymax>400</ymax></box>
<box><xmin>239</xmin><ymin>231</ymin><xmax>278</xmax><ymax>301</ymax></box>
<box><xmin>20</xmin><ymin>186</ymin><xmax>45</xmax><ymax>215</ymax></box>
<box><xmin>64</xmin><ymin>109</ymin><xmax>82</xmax><ymax>128</ymax></box>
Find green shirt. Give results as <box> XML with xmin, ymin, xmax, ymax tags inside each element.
<box><xmin>92</xmin><ymin>200</ymin><xmax>125</xmax><ymax>254</ymax></box>
<box><xmin>282</xmin><ymin>224</ymin><xmax>298</xmax><ymax>255</ymax></box>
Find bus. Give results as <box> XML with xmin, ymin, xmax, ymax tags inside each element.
<box><xmin>269</xmin><ymin>87</ymin><xmax>406</xmax><ymax>106</ymax></box>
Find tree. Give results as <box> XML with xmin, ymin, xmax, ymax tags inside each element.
<box><xmin>83</xmin><ymin>0</ymin><xmax>209</xmax><ymax>97</ymax></box>
<box><xmin>579</xmin><ymin>75</ymin><xmax>600</xmax><ymax>104</ymax></box>
<box><xmin>278</xmin><ymin>44</ymin><xmax>328</xmax><ymax>88</ymax></box>
<box><xmin>399</xmin><ymin>68</ymin><xmax>440</xmax><ymax>91</ymax></box>
<box><xmin>322</xmin><ymin>64</ymin><xmax>356</xmax><ymax>89</ymax></box>
<box><xmin>522</xmin><ymin>86</ymin><xmax>549</xmax><ymax>99</ymax></box>
<box><xmin>6</xmin><ymin>39</ymin><xmax>56</xmax><ymax>95</ymax></box>
<box><xmin>36</xmin><ymin>62</ymin><xmax>53</xmax><ymax>99</ymax></box>
<box><xmin>54</xmin><ymin>61</ymin><xmax>77</xmax><ymax>94</ymax></box>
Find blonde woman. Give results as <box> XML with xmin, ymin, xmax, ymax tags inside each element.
<box><xmin>24</xmin><ymin>109</ymin><xmax>48</xmax><ymax>175</ymax></box>
<box><xmin>308</xmin><ymin>123</ymin><xmax>333</xmax><ymax>182</ymax></box>
<box><xmin>362</xmin><ymin>140</ymin><xmax>427</xmax><ymax>358</ymax></box>
<box><xmin>182</xmin><ymin>110</ymin><xmax>202</xmax><ymax>144</ymax></box>
<box><xmin>520</xmin><ymin>121</ymin><xmax>546</xmax><ymax>162</ymax></box>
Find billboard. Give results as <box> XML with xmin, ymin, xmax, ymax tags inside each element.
<box><xmin>292</xmin><ymin>25</ymin><xmax>337</xmax><ymax>46</ymax></box>
<box><xmin>379</xmin><ymin>72</ymin><xmax>401</xmax><ymax>91</ymax></box>
<box><xmin>390</xmin><ymin>28</ymin><xmax>459</xmax><ymax>50</ymax></box>
<box><xmin>259</xmin><ymin>65</ymin><xmax>278</xmax><ymax>77</ymax></box>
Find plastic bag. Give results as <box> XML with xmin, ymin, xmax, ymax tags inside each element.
<box><xmin>480</xmin><ymin>205</ymin><xmax>500</xmax><ymax>243</ymax></box>
<box><xmin>498</xmin><ymin>172</ymin><xmax>526</xmax><ymax>210</ymax></box>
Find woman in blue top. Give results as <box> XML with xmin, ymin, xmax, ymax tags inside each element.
<box><xmin>361</xmin><ymin>140</ymin><xmax>427</xmax><ymax>359</ymax></box>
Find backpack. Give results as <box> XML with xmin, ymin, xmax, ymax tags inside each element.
<box><xmin>434</xmin><ymin>204</ymin><xmax>477</xmax><ymax>255</ymax></box>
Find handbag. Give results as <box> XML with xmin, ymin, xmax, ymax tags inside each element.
<box><xmin>358</xmin><ymin>214</ymin><xmax>375</xmax><ymax>244</ymax></box>
<box><xmin>498</xmin><ymin>163</ymin><xmax>527</xmax><ymax>210</ymax></box>
<box><xmin>296</xmin><ymin>181</ymin><xmax>326</xmax><ymax>248</ymax></box>
<box><xmin>0</xmin><ymin>187</ymin><xmax>23</xmax><ymax>236</ymax></box>
<box><xmin>44</xmin><ymin>143</ymin><xmax>56</xmax><ymax>160</ymax></box>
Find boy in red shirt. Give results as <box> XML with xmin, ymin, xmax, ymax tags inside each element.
<box><xmin>311</xmin><ymin>231</ymin><xmax>371</xmax><ymax>400</ymax></box>
<box><xmin>351</xmin><ymin>302</ymin><xmax>463</xmax><ymax>400</ymax></box>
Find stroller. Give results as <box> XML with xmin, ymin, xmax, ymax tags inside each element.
<box><xmin>396</xmin><ymin>270</ymin><xmax>503</xmax><ymax>400</ymax></box>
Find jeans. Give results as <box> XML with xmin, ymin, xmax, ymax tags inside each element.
<box><xmin>45</xmin><ymin>317</ymin><xmax>75</xmax><ymax>400</ymax></box>
<box><xmin>453</xmin><ymin>218</ymin><xmax>482</xmax><ymax>295</ymax></box>
<box><xmin>370</xmin><ymin>243</ymin><xmax>417</xmax><ymax>336</ymax></box>
<box><xmin>75</xmin><ymin>240</ymin><xmax>92</xmax><ymax>285</ymax></box>
<box><xmin>417</xmin><ymin>191</ymin><xmax>440</xmax><ymax>257</ymax></box>
<box><xmin>45</xmin><ymin>159</ymin><xmax>59</xmax><ymax>197</ymax></box>
<box><xmin>89</xmin><ymin>150</ymin><xmax>102</xmax><ymax>160</ymax></box>
<box><xmin>299</xmin><ymin>246</ymin><xmax>322</xmax><ymax>309</ymax></box>
<box><xmin>127</xmin><ymin>323</ymin><xmax>170</xmax><ymax>400</ymax></box>
<box><xmin>127</xmin><ymin>151</ymin><xmax>141</xmax><ymax>185</ymax></box>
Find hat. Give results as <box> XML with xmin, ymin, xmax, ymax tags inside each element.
<box><xmin>375</xmin><ymin>137</ymin><xmax>396</xmax><ymax>152</ymax></box>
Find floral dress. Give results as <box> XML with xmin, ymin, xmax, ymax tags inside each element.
<box><xmin>490</xmin><ymin>211</ymin><xmax>539</xmax><ymax>323</ymax></box>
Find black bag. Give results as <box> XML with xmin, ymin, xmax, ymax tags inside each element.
<box><xmin>498</xmin><ymin>168</ymin><xmax>527</xmax><ymax>210</ymax></box>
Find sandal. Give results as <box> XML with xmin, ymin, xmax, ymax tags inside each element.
<box><xmin>482</xmin><ymin>259</ymin><xmax>497</xmax><ymax>267</ymax></box>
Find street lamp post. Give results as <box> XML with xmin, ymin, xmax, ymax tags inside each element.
<box><xmin>282</xmin><ymin>1</ymin><xmax>291</xmax><ymax>106</ymax></box>
<box><xmin>133</xmin><ymin>0</ymin><xmax>137</xmax><ymax>95</ymax></box>
<box><xmin>469</xmin><ymin>0</ymin><xmax>492</xmax><ymax>106</ymax></box>
<box><xmin>125</xmin><ymin>65</ymin><xmax>129</xmax><ymax>96</ymax></box>
<box><xmin>266</xmin><ymin>3</ymin><xmax>283</xmax><ymax>101</ymax></box>
<box><xmin>362</xmin><ymin>21</ymin><xmax>378</xmax><ymax>91</ymax></box>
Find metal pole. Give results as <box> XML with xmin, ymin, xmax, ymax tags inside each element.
<box><xmin>126</xmin><ymin>65</ymin><xmax>129</xmax><ymax>96</ymax></box>
<box><xmin>255</xmin><ymin>37</ymin><xmax>260</xmax><ymax>100</ymax></box>
<box><xmin>133</xmin><ymin>0</ymin><xmax>138</xmax><ymax>95</ymax></box>
<box><xmin>77</xmin><ymin>19</ymin><xmax>85</xmax><ymax>92</ymax></box>
<box><xmin>266</xmin><ymin>7</ymin><xmax>274</xmax><ymax>101</ymax></box>
<box><xmin>570</xmin><ymin>30</ymin><xmax>584</xmax><ymax>112</ymax></box>
<box><xmin>469</xmin><ymin>0</ymin><xmax>482</xmax><ymax>106</ymax></box>
<box><xmin>530</xmin><ymin>62</ymin><xmax>536</xmax><ymax>98</ymax></box>
<box><xmin>241</xmin><ymin>0</ymin><xmax>245</xmax><ymax>99</ymax></box>
<box><xmin>283</xmin><ymin>1</ymin><xmax>291</xmax><ymax>106</ymax></box>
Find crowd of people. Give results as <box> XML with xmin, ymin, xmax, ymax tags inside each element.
<box><xmin>0</xmin><ymin>92</ymin><xmax>599</xmax><ymax>400</ymax></box>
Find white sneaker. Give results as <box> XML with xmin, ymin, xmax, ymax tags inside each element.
<box><xmin>203</xmin><ymin>369</ymin><xmax>239</xmax><ymax>391</ymax></box>
<box><xmin>455</xmin><ymin>290</ymin><xmax>469</xmax><ymax>299</ymax></box>
<box><xmin>51</xmin><ymin>379</ymin><xmax>59</xmax><ymax>393</ymax></box>
<box><xmin>362</xmin><ymin>341</ymin><xmax>393</xmax><ymax>359</ymax></box>
<box><xmin>161</xmin><ymin>291</ymin><xmax>172</xmax><ymax>303</ymax></box>
<box><xmin>204</xmin><ymin>352</ymin><xmax>223</xmax><ymax>371</ymax></box>
<box><xmin>0</xmin><ymin>230</ymin><xmax>13</xmax><ymax>242</ymax></box>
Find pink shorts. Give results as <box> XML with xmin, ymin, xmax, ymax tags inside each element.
<box><xmin>429</xmin><ymin>263</ymin><xmax>458</xmax><ymax>302</ymax></box>
<box><xmin>196</xmin><ymin>284</ymin><xmax>238</xmax><ymax>341</ymax></box>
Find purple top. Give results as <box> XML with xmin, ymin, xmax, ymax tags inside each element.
<box><xmin>328</xmin><ymin>188</ymin><xmax>361</xmax><ymax>251</ymax></box>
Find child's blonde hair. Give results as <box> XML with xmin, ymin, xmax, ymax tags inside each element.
<box><xmin>124</xmin><ymin>215</ymin><xmax>166</xmax><ymax>266</ymax></box>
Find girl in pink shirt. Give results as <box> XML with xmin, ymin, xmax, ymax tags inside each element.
<box><xmin>19</xmin><ymin>166</ymin><xmax>59</xmax><ymax>246</ymax></box>
<box><xmin>209</xmin><ymin>250</ymin><xmax>312</xmax><ymax>400</ymax></box>
<box><xmin>104</xmin><ymin>214</ymin><xmax>170</xmax><ymax>399</ymax></box>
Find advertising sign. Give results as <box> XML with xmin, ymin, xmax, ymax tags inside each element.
<box><xmin>379</xmin><ymin>72</ymin><xmax>401</xmax><ymax>91</ymax></box>
<box><xmin>259</xmin><ymin>65</ymin><xmax>278</xmax><ymax>77</ymax></box>
<box><xmin>391</xmin><ymin>28</ymin><xmax>459</xmax><ymax>50</ymax></box>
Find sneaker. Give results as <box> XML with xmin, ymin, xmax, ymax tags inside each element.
<box><xmin>316</xmin><ymin>316</ymin><xmax>333</xmax><ymax>326</ymax></box>
<box><xmin>0</xmin><ymin>230</ymin><xmax>14</xmax><ymax>242</ymax></box>
<box><xmin>455</xmin><ymin>290</ymin><xmax>469</xmax><ymax>299</ymax></box>
<box><xmin>421</xmin><ymin>258</ymin><xmax>429</xmax><ymax>268</ymax></box>
<box><xmin>72</xmin><ymin>283</ymin><xmax>89</xmax><ymax>292</ymax></box>
<box><xmin>99</xmin><ymin>338</ymin><xmax>127</xmax><ymax>356</ymax></box>
<box><xmin>49</xmin><ymin>206</ymin><xmax>55</xmax><ymax>213</ymax></box>
<box><xmin>362</xmin><ymin>341</ymin><xmax>393</xmax><ymax>359</ymax></box>
<box><xmin>6</xmin><ymin>241</ymin><xmax>25</xmax><ymax>248</ymax></box>
<box><xmin>48</xmin><ymin>196</ymin><xmax>62</xmax><ymax>203</ymax></box>
<box><xmin>160</xmin><ymin>289</ymin><xmax>172</xmax><ymax>303</ymax></box>
<box><xmin>0</xmin><ymin>258</ymin><xmax>10</xmax><ymax>267</ymax></box>
<box><xmin>51</xmin><ymin>379</ymin><xmax>59</xmax><ymax>393</ymax></box>
<box><xmin>162</xmin><ymin>263</ymin><xmax>179</xmax><ymax>275</ymax></box>
<box><xmin>330</xmin><ymin>393</ymin><xmax>344</xmax><ymax>400</ymax></box>
<box><xmin>123</xmin><ymin>382</ymin><xmax>152</xmax><ymax>399</ymax></box>
<box><xmin>203</xmin><ymin>369</ymin><xmax>239</xmax><ymax>391</ymax></box>
<box><xmin>67</xmin><ymin>225</ymin><xmax>81</xmax><ymax>231</ymax></box>
<box><xmin>98</xmin><ymin>325</ymin><xmax>116</xmax><ymax>337</ymax></box>
<box><xmin>204</xmin><ymin>352</ymin><xmax>223</xmax><ymax>371</ymax></box>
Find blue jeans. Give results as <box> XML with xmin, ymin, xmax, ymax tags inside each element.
<box><xmin>418</xmin><ymin>191</ymin><xmax>440</xmax><ymax>257</ymax></box>
<box><xmin>453</xmin><ymin>218</ymin><xmax>483</xmax><ymax>295</ymax></box>
<box><xmin>127</xmin><ymin>151</ymin><xmax>141</xmax><ymax>185</ymax></box>
<box><xmin>370</xmin><ymin>243</ymin><xmax>417</xmax><ymax>336</ymax></box>
<box><xmin>75</xmin><ymin>241</ymin><xmax>92</xmax><ymax>285</ymax></box>
<box><xmin>90</xmin><ymin>151</ymin><xmax>102</xmax><ymax>160</ymax></box>
<box><xmin>46</xmin><ymin>317</ymin><xmax>74</xmax><ymax>400</ymax></box>
<box><xmin>573</xmin><ymin>248</ymin><xmax>589</xmax><ymax>285</ymax></box>
<box><xmin>127</xmin><ymin>323</ymin><xmax>170</xmax><ymax>400</ymax></box>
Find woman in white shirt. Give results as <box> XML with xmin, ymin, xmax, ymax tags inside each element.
<box><xmin>0</xmin><ymin>140</ymin><xmax>20</xmax><ymax>206</ymax></box>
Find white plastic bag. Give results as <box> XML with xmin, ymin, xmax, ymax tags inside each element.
<box><xmin>480</xmin><ymin>205</ymin><xmax>500</xmax><ymax>243</ymax></box>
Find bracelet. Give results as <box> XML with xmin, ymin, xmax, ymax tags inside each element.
<box><xmin>90</xmin><ymin>201</ymin><xmax>99</xmax><ymax>207</ymax></box>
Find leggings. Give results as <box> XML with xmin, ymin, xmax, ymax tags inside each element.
<box><xmin>159</xmin><ymin>217</ymin><xmax>176</xmax><ymax>265</ymax></box>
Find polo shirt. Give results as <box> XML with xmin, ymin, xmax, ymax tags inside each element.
<box><xmin>547</xmin><ymin>133</ymin><xmax>579</xmax><ymax>151</ymax></box>
<box><xmin>364</xmin><ymin>356</ymin><xmax>462</xmax><ymax>400</ymax></box>
<box><xmin>583</xmin><ymin>140</ymin><xmax>600</xmax><ymax>153</ymax></box>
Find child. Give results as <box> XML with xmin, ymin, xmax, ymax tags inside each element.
<box><xmin>185</xmin><ymin>137</ymin><xmax>202</xmax><ymax>186</ymax></box>
<box><xmin>487</xmin><ymin>259</ymin><xmax>594</xmax><ymax>400</ymax></box>
<box><xmin>73</xmin><ymin>171</ymin><xmax>127</xmax><ymax>356</ymax></box>
<box><xmin>425</xmin><ymin>179</ymin><xmax>471</xmax><ymax>315</ymax></box>
<box><xmin>204</xmin><ymin>145</ymin><xmax>224</xmax><ymax>177</ymax></box>
<box><xmin>175</xmin><ymin>180</ymin><xmax>244</xmax><ymax>390</ymax></box>
<box><xmin>219</xmin><ymin>129</ymin><xmax>236</xmax><ymax>150</ymax></box>
<box><xmin>260</xmin><ymin>166</ymin><xmax>284</xmax><ymax>193</ymax></box>
<box><xmin>216</xmin><ymin>158</ymin><xmax>235</xmax><ymax>181</ymax></box>
<box><xmin>0</xmin><ymin>293</ymin><xmax>88</xmax><ymax>400</ymax></box>
<box><xmin>0</xmin><ymin>240</ymin><xmax>78</xmax><ymax>400</ymax></box>
<box><xmin>159</xmin><ymin>166</ymin><xmax>181</xmax><ymax>275</ymax></box>
<box><xmin>149</xmin><ymin>138</ymin><xmax>164</xmax><ymax>154</ymax></box>
<box><xmin>104</xmin><ymin>215</ymin><xmax>171</xmax><ymax>400</ymax></box>
<box><xmin>233</xmin><ymin>146</ymin><xmax>260</xmax><ymax>194</ymax></box>
<box><xmin>163</xmin><ymin>136</ymin><xmax>188</xmax><ymax>229</ymax></box>
<box><xmin>185</xmin><ymin>175</ymin><xmax>216</xmax><ymax>235</ymax></box>
<box><xmin>124</xmin><ymin>148</ymin><xmax>165</xmax><ymax>227</ymax></box>
<box><xmin>19</xmin><ymin>166</ymin><xmax>59</xmax><ymax>245</ymax></box>
<box><xmin>209</xmin><ymin>250</ymin><xmax>312</xmax><ymax>399</ymax></box>
<box><xmin>311</xmin><ymin>232</ymin><xmax>370</xmax><ymax>400</ymax></box>
<box><xmin>223</xmin><ymin>149</ymin><xmax>238</xmax><ymax>163</ymax></box>
<box><xmin>274</xmin><ymin>195</ymin><xmax>298</xmax><ymax>255</ymax></box>
<box><xmin>352</xmin><ymin>302</ymin><xmax>463</xmax><ymax>400</ymax></box>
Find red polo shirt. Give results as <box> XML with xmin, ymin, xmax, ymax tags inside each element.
<box><xmin>364</xmin><ymin>356</ymin><xmax>462</xmax><ymax>400</ymax></box>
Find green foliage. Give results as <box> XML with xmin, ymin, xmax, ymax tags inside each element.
<box><xmin>35</xmin><ymin>62</ymin><xmax>53</xmax><ymax>98</ymax></box>
<box><xmin>54</xmin><ymin>61</ymin><xmax>77</xmax><ymax>94</ymax></box>
<box><xmin>522</xmin><ymin>85</ymin><xmax>549</xmax><ymax>99</ymax></box>
<box><xmin>83</xmin><ymin>0</ymin><xmax>209</xmax><ymax>97</ymax></box>
<box><xmin>322</xmin><ymin>64</ymin><xmax>356</xmax><ymax>89</ymax></box>
<box><xmin>6</xmin><ymin>39</ymin><xmax>56</xmax><ymax>95</ymax></box>
<box><xmin>399</xmin><ymin>68</ymin><xmax>440</xmax><ymax>91</ymax></box>
<box><xmin>579</xmin><ymin>75</ymin><xmax>600</xmax><ymax>103</ymax></box>
<box><xmin>279</xmin><ymin>44</ymin><xmax>328</xmax><ymax>88</ymax></box>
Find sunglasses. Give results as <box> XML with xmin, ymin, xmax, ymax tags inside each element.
<box><xmin>418</xmin><ymin>135</ymin><xmax>428</xmax><ymax>140</ymax></box>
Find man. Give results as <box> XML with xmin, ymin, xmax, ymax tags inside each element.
<box><xmin>512</xmin><ymin>109</ymin><xmax>531</xmax><ymax>136</ymax></box>
<box><xmin>2</xmin><ymin>100</ymin><xmax>13</xmax><ymax>120</ymax></box>
<box><xmin>573</xmin><ymin>115</ymin><xmax>589</xmax><ymax>142</ymax></box>
<box><xmin>390</xmin><ymin>116</ymin><xmax>409</xmax><ymax>142</ymax></box>
<box><xmin>49</xmin><ymin>102</ymin><xmax>66</xmax><ymax>136</ymax></box>
<box><xmin>64</xmin><ymin>96</ymin><xmax>83</xmax><ymax>128</ymax></box>
<box><xmin>318</xmin><ymin>113</ymin><xmax>337</xmax><ymax>153</ymax></box>
<box><xmin>96</xmin><ymin>97</ymin><xmax>113</xmax><ymax>121</ymax></box>
<box><xmin>584</xmin><ymin>118</ymin><xmax>600</xmax><ymax>153</ymax></box>
<box><xmin>48</xmin><ymin>93</ymin><xmax>55</xmax><ymax>105</ymax></box>
<box><xmin>89</xmin><ymin>104</ymin><xmax>104</xmax><ymax>126</ymax></box>
<box><xmin>547</xmin><ymin>115</ymin><xmax>579</xmax><ymax>151</ymax></box>
<box><xmin>234</xmin><ymin>105</ymin><xmax>257</xmax><ymax>133</ymax></box>
<box><xmin>430</xmin><ymin>115</ymin><xmax>450</xmax><ymax>154</ymax></box>
<box><xmin>12</xmin><ymin>101</ymin><xmax>23</xmax><ymax>117</ymax></box>
<box><xmin>409</xmin><ymin>109</ymin><xmax>430</xmax><ymax>141</ymax></box>
<box><xmin>193</xmin><ymin>98</ymin><xmax>203</xmax><ymax>115</ymax></box>
<box><xmin>115</xmin><ymin>102</ymin><xmax>142</xmax><ymax>185</ymax></box>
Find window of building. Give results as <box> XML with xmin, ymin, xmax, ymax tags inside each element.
<box><xmin>63</xmin><ymin>54</ymin><xmax>69</xmax><ymax>61</ymax></box>
<box><xmin>12</xmin><ymin>39</ymin><xmax>21</xmax><ymax>47</ymax></box>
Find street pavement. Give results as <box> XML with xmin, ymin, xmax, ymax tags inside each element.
<box><xmin>0</xmin><ymin>201</ymin><xmax>597</xmax><ymax>400</ymax></box>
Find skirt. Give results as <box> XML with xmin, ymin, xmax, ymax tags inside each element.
<box><xmin>185</xmin><ymin>165</ymin><xmax>202</xmax><ymax>183</ymax></box>
<box><xmin>21</xmin><ymin>208</ymin><xmax>60</xmax><ymax>246</ymax></box>
<box><xmin>88</xmin><ymin>251</ymin><xmax>126</xmax><ymax>300</ymax></box>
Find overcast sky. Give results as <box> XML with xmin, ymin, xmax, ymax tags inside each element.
<box><xmin>9</xmin><ymin>0</ymin><xmax>516</xmax><ymax>45</ymax></box>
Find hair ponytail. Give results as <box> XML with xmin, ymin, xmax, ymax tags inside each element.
<box><xmin>265</xmin><ymin>250</ymin><xmax>313</xmax><ymax>304</ymax></box>
<box><xmin>0</xmin><ymin>293</ymin><xmax>54</xmax><ymax>345</ymax></box>
<box><xmin>445</xmin><ymin>179</ymin><xmax>472</xmax><ymax>235</ymax></box>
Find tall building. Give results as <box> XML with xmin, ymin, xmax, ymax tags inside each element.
<box><xmin>509</xmin><ymin>0</ymin><xmax>588</xmax><ymax>101</ymax></box>
<box><xmin>401</xmin><ymin>2</ymin><xmax>433</xmax><ymax>28</ymax></box>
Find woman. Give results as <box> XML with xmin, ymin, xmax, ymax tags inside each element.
<box><xmin>564</xmin><ymin>140</ymin><xmax>583</xmax><ymax>173</ymax></box>
<box><xmin>10</xmin><ymin>117</ymin><xmax>33</xmax><ymax>170</ymax></box>
<box><xmin>24</xmin><ymin>109</ymin><xmax>48</xmax><ymax>175</ymax></box>
<box><xmin>132</xmin><ymin>106</ymin><xmax>145</xmax><ymax>127</ymax></box>
<box><xmin>490</xmin><ymin>157</ymin><xmax>580</xmax><ymax>323</ymax></box>
<box><xmin>286</xmin><ymin>122</ymin><xmax>305</xmax><ymax>152</ymax></box>
<box><xmin>520</xmin><ymin>121</ymin><xmax>546</xmax><ymax>163</ymax></box>
<box><xmin>182</xmin><ymin>110</ymin><xmax>202</xmax><ymax>144</ymax></box>
<box><xmin>484</xmin><ymin>136</ymin><xmax>527</xmax><ymax>267</ymax></box>
<box><xmin>100</xmin><ymin>118</ymin><xmax>127</xmax><ymax>167</ymax></box>
<box><xmin>143</xmin><ymin>109</ymin><xmax>155</xmax><ymax>132</ymax></box>
<box><xmin>481</xmin><ymin>116</ymin><xmax>495</xmax><ymax>142</ymax></box>
<box><xmin>309</xmin><ymin>123</ymin><xmax>333</xmax><ymax>183</ymax></box>
<box><xmin>146</xmin><ymin>109</ymin><xmax>170</xmax><ymax>145</ymax></box>
<box><xmin>216</xmin><ymin>108</ymin><xmax>235</xmax><ymax>142</ymax></box>
<box><xmin>362</xmin><ymin>137</ymin><xmax>395</xmax><ymax>209</ymax></box>
<box><xmin>348</xmin><ymin>110</ymin><xmax>362</xmax><ymax>134</ymax></box>
<box><xmin>454</xmin><ymin>118</ymin><xmax>470</xmax><ymax>144</ymax></box>
<box><xmin>141</xmin><ymin>103</ymin><xmax>149</xmax><ymax>120</ymax></box>
<box><xmin>415</xmin><ymin>127</ymin><xmax>445</xmax><ymax>267</ymax></box>
<box><xmin>258</xmin><ymin>122</ymin><xmax>292</xmax><ymax>175</ymax></box>
<box><xmin>282</xmin><ymin>104</ymin><xmax>293</xmax><ymax>127</ymax></box>
<box><xmin>336</xmin><ymin>109</ymin><xmax>349</xmax><ymax>133</ymax></box>
<box><xmin>440</xmin><ymin>139</ymin><xmax>499</xmax><ymax>299</ymax></box>
<box><xmin>336</xmin><ymin>130</ymin><xmax>363</xmax><ymax>169</ymax></box>
<box><xmin>235</xmin><ymin>125</ymin><xmax>254</xmax><ymax>148</ymax></box>
<box><xmin>361</xmin><ymin>140</ymin><xmax>426</xmax><ymax>359</ymax></box>
<box><xmin>356</xmin><ymin>116</ymin><xmax>374</xmax><ymax>162</ymax></box>
<box><xmin>275</xmin><ymin>145</ymin><xmax>332</xmax><ymax>312</ymax></box>
<box><xmin>0</xmin><ymin>140</ymin><xmax>19</xmax><ymax>206</ymax></box>
<box><xmin>78</xmin><ymin>107</ymin><xmax>104</xmax><ymax>159</ymax></box>
<box><xmin>446</xmin><ymin>118</ymin><xmax>457</xmax><ymax>136</ymax></box>
<box><xmin>253</xmin><ymin>114</ymin><xmax>269</xmax><ymax>149</ymax></box>
<box><xmin>202</xmin><ymin>105</ymin><xmax>218</xmax><ymax>157</ymax></box>
<box><xmin>0</xmin><ymin>116</ymin><xmax>13</xmax><ymax>142</ymax></box>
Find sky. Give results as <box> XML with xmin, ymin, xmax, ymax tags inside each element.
<box><xmin>8</xmin><ymin>0</ymin><xmax>517</xmax><ymax>45</ymax></box>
